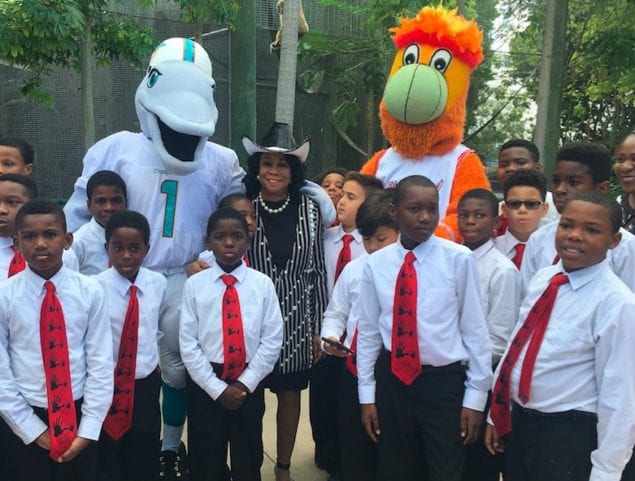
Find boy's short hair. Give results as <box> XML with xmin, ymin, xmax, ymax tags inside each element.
<box><xmin>15</xmin><ymin>199</ymin><xmax>66</xmax><ymax>232</ymax></box>
<box><xmin>105</xmin><ymin>210</ymin><xmax>151</xmax><ymax>245</ymax></box>
<box><xmin>86</xmin><ymin>170</ymin><xmax>127</xmax><ymax>201</ymax></box>
<box><xmin>555</xmin><ymin>142</ymin><xmax>612</xmax><ymax>183</ymax></box>
<box><xmin>356</xmin><ymin>190</ymin><xmax>398</xmax><ymax>237</ymax></box>
<box><xmin>394</xmin><ymin>175</ymin><xmax>437</xmax><ymax>206</ymax></box>
<box><xmin>206</xmin><ymin>207</ymin><xmax>249</xmax><ymax>237</ymax></box>
<box><xmin>502</xmin><ymin>169</ymin><xmax>547</xmax><ymax>201</ymax></box>
<box><xmin>217</xmin><ymin>193</ymin><xmax>251</xmax><ymax>209</ymax></box>
<box><xmin>567</xmin><ymin>192</ymin><xmax>622</xmax><ymax>234</ymax></box>
<box><xmin>499</xmin><ymin>139</ymin><xmax>540</xmax><ymax>164</ymax></box>
<box><xmin>0</xmin><ymin>173</ymin><xmax>38</xmax><ymax>199</ymax></box>
<box><xmin>459</xmin><ymin>188</ymin><xmax>499</xmax><ymax>217</ymax></box>
<box><xmin>0</xmin><ymin>137</ymin><xmax>34</xmax><ymax>166</ymax></box>
<box><xmin>342</xmin><ymin>172</ymin><xmax>384</xmax><ymax>196</ymax></box>
<box><xmin>314</xmin><ymin>167</ymin><xmax>348</xmax><ymax>185</ymax></box>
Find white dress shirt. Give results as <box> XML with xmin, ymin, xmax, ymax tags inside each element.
<box><xmin>71</xmin><ymin>217</ymin><xmax>109</xmax><ymax>275</ymax></box>
<box><xmin>494</xmin><ymin>228</ymin><xmax>525</xmax><ymax>262</ymax></box>
<box><xmin>179</xmin><ymin>261</ymin><xmax>283</xmax><ymax>400</ymax></box>
<box><xmin>323</xmin><ymin>225</ymin><xmax>365</xmax><ymax>296</ymax></box>
<box><xmin>357</xmin><ymin>237</ymin><xmax>492</xmax><ymax>409</ymax></box>
<box><xmin>494</xmin><ymin>260</ymin><xmax>635</xmax><ymax>481</ymax></box>
<box><xmin>321</xmin><ymin>253</ymin><xmax>369</xmax><ymax>348</ymax></box>
<box><xmin>521</xmin><ymin>220</ymin><xmax>635</xmax><ymax>293</ymax></box>
<box><xmin>472</xmin><ymin>240</ymin><xmax>521</xmax><ymax>364</ymax></box>
<box><xmin>0</xmin><ymin>236</ymin><xmax>17</xmax><ymax>282</ymax></box>
<box><xmin>0</xmin><ymin>266</ymin><xmax>114</xmax><ymax>444</ymax></box>
<box><xmin>94</xmin><ymin>267</ymin><xmax>167</xmax><ymax>378</ymax></box>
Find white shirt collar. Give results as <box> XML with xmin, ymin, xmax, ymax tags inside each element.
<box><xmin>557</xmin><ymin>258</ymin><xmax>610</xmax><ymax>291</ymax></box>
<box><xmin>111</xmin><ymin>266</ymin><xmax>151</xmax><ymax>296</ymax></box>
<box><xmin>332</xmin><ymin>225</ymin><xmax>362</xmax><ymax>244</ymax></box>
<box><xmin>472</xmin><ymin>239</ymin><xmax>496</xmax><ymax>260</ymax></box>
<box><xmin>0</xmin><ymin>236</ymin><xmax>14</xmax><ymax>248</ymax></box>
<box><xmin>24</xmin><ymin>264</ymin><xmax>68</xmax><ymax>293</ymax></box>
<box><xmin>209</xmin><ymin>259</ymin><xmax>248</xmax><ymax>284</ymax></box>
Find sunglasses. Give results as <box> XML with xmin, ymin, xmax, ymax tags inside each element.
<box><xmin>504</xmin><ymin>200</ymin><xmax>544</xmax><ymax>210</ymax></box>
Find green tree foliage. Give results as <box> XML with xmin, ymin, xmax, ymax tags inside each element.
<box><xmin>0</xmin><ymin>0</ymin><xmax>154</xmax><ymax>105</ymax></box>
<box><xmin>499</xmin><ymin>0</ymin><xmax>634</xmax><ymax>147</ymax></box>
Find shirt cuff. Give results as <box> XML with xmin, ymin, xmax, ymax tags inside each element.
<box><xmin>18</xmin><ymin>412</ymin><xmax>48</xmax><ymax>445</ymax></box>
<box><xmin>77</xmin><ymin>416</ymin><xmax>103</xmax><ymax>441</ymax></box>
<box><xmin>237</xmin><ymin>368</ymin><xmax>259</xmax><ymax>394</ymax></box>
<box><xmin>462</xmin><ymin>387</ymin><xmax>488</xmax><ymax>412</ymax></box>
<box><xmin>206</xmin><ymin>377</ymin><xmax>229</xmax><ymax>401</ymax></box>
<box><xmin>589</xmin><ymin>466</ymin><xmax>621</xmax><ymax>481</ymax></box>
<box><xmin>358</xmin><ymin>383</ymin><xmax>376</xmax><ymax>404</ymax></box>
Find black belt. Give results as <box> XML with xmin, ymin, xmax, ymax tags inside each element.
<box><xmin>513</xmin><ymin>402</ymin><xmax>597</xmax><ymax>422</ymax></box>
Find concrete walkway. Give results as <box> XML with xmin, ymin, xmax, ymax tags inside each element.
<box><xmin>260</xmin><ymin>390</ymin><xmax>325</xmax><ymax>481</ymax></box>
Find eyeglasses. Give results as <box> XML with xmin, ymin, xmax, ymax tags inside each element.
<box><xmin>505</xmin><ymin>200</ymin><xmax>544</xmax><ymax>210</ymax></box>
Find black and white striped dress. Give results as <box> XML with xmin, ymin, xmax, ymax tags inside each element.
<box><xmin>248</xmin><ymin>194</ymin><xmax>328</xmax><ymax>374</ymax></box>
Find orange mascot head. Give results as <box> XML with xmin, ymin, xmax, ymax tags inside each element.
<box><xmin>380</xmin><ymin>6</ymin><xmax>484</xmax><ymax>159</ymax></box>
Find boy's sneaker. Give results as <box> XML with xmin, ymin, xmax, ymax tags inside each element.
<box><xmin>159</xmin><ymin>442</ymin><xmax>188</xmax><ymax>480</ymax></box>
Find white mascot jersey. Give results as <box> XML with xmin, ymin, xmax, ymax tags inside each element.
<box><xmin>64</xmin><ymin>38</ymin><xmax>245</xmax><ymax>270</ymax></box>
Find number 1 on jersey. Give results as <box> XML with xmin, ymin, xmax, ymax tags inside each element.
<box><xmin>161</xmin><ymin>180</ymin><xmax>178</xmax><ymax>237</ymax></box>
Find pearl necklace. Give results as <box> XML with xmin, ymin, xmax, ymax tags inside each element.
<box><xmin>258</xmin><ymin>191</ymin><xmax>291</xmax><ymax>214</ymax></box>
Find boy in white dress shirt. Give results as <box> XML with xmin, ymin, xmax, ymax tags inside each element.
<box><xmin>321</xmin><ymin>190</ymin><xmax>399</xmax><ymax>481</ymax></box>
<box><xmin>0</xmin><ymin>174</ymin><xmax>38</xmax><ymax>280</ymax></box>
<box><xmin>0</xmin><ymin>199</ymin><xmax>113</xmax><ymax>481</ymax></box>
<box><xmin>313</xmin><ymin>171</ymin><xmax>383</xmax><ymax>477</ymax></box>
<box><xmin>95</xmin><ymin>210</ymin><xmax>166</xmax><ymax>481</ymax></box>
<box><xmin>486</xmin><ymin>192</ymin><xmax>635</xmax><ymax>481</ymax></box>
<box><xmin>495</xmin><ymin>170</ymin><xmax>549</xmax><ymax>270</ymax></box>
<box><xmin>457</xmin><ymin>188</ymin><xmax>521</xmax><ymax>481</ymax></box>
<box><xmin>179</xmin><ymin>207</ymin><xmax>283</xmax><ymax>481</ymax></box>
<box><xmin>71</xmin><ymin>170</ymin><xmax>127</xmax><ymax>275</ymax></box>
<box><xmin>495</xmin><ymin>139</ymin><xmax>558</xmax><ymax>236</ymax></box>
<box><xmin>521</xmin><ymin>142</ymin><xmax>635</xmax><ymax>292</ymax></box>
<box><xmin>357</xmin><ymin>175</ymin><xmax>492</xmax><ymax>481</ymax></box>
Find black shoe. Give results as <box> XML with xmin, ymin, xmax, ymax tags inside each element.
<box><xmin>159</xmin><ymin>442</ymin><xmax>189</xmax><ymax>480</ymax></box>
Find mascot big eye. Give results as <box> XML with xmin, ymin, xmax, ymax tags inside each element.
<box><xmin>135</xmin><ymin>37</ymin><xmax>219</xmax><ymax>175</ymax></box>
<box><xmin>362</xmin><ymin>6</ymin><xmax>491</xmax><ymax>241</ymax></box>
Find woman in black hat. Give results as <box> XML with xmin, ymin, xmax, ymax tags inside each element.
<box><xmin>242</xmin><ymin>122</ymin><xmax>328</xmax><ymax>481</ymax></box>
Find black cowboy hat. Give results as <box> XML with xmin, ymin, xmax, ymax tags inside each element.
<box><xmin>241</xmin><ymin>122</ymin><xmax>310</xmax><ymax>163</ymax></box>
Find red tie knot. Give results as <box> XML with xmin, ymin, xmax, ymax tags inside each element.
<box><xmin>405</xmin><ymin>251</ymin><xmax>416</xmax><ymax>265</ymax></box>
<box><xmin>550</xmin><ymin>272</ymin><xmax>569</xmax><ymax>287</ymax></box>
<box><xmin>515</xmin><ymin>243</ymin><xmax>525</xmax><ymax>253</ymax></box>
<box><xmin>44</xmin><ymin>280</ymin><xmax>56</xmax><ymax>294</ymax></box>
<box><xmin>221</xmin><ymin>274</ymin><xmax>237</xmax><ymax>287</ymax></box>
<box><xmin>129</xmin><ymin>285</ymin><xmax>138</xmax><ymax>297</ymax></box>
<box><xmin>342</xmin><ymin>234</ymin><xmax>354</xmax><ymax>245</ymax></box>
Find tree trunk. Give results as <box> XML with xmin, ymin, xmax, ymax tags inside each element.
<box><xmin>533</xmin><ymin>0</ymin><xmax>568</xmax><ymax>179</ymax></box>
<box><xmin>275</xmin><ymin>0</ymin><xmax>299</xmax><ymax>128</ymax></box>
<box><xmin>230</xmin><ymin>0</ymin><xmax>256</xmax><ymax>165</ymax></box>
<box><xmin>80</xmin><ymin>6</ymin><xmax>95</xmax><ymax>150</ymax></box>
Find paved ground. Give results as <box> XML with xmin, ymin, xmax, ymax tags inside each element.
<box><xmin>260</xmin><ymin>390</ymin><xmax>325</xmax><ymax>481</ymax></box>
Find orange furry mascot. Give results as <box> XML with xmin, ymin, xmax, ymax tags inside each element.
<box><xmin>361</xmin><ymin>6</ymin><xmax>490</xmax><ymax>240</ymax></box>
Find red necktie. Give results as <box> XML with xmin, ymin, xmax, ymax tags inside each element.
<box><xmin>221</xmin><ymin>274</ymin><xmax>246</xmax><ymax>381</ymax></box>
<box><xmin>345</xmin><ymin>328</ymin><xmax>358</xmax><ymax>377</ymax></box>
<box><xmin>334</xmin><ymin>234</ymin><xmax>354</xmax><ymax>284</ymax></box>
<box><xmin>40</xmin><ymin>280</ymin><xmax>76</xmax><ymax>460</ymax></box>
<box><xmin>491</xmin><ymin>272</ymin><xmax>569</xmax><ymax>437</ymax></box>
<box><xmin>104</xmin><ymin>285</ymin><xmax>139</xmax><ymax>440</ymax></box>
<box><xmin>511</xmin><ymin>243</ymin><xmax>525</xmax><ymax>270</ymax></box>
<box><xmin>552</xmin><ymin>254</ymin><xmax>560</xmax><ymax>265</ymax></box>
<box><xmin>495</xmin><ymin>217</ymin><xmax>509</xmax><ymax>237</ymax></box>
<box><xmin>391</xmin><ymin>251</ymin><xmax>421</xmax><ymax>385</ymax></box>
<box><xmin>8</xmin><ymin>245</ymin><xmax>25</xmax><ymax>277</ymax></box>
